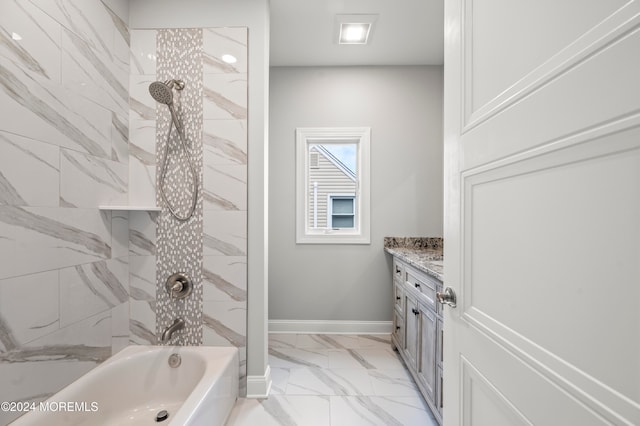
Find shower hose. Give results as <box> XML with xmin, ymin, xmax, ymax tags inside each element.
<box><xmin>159</xmin><ymin>113</ymin><xmax>198</xmax><ymax>221</ymax></box>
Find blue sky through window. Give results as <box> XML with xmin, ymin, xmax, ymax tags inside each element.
<box><xmin>321</xmin><ymin>144</ymin><xmax>356</xmax><ymax>173</ymax></box>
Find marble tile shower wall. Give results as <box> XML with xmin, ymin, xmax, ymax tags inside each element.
<box><xmin>0</xmin><ymin>1</ymin><xmax>130</xmax><ymax>424</ymax></box>
<box><xmin>129</xmin><ymin>27</ymin><xmax>248</xmax><ymax>394</ymax></box>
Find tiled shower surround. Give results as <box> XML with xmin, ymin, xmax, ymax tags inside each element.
<box><xmin>0</xmin><ymin>1</ymin><xmax>248</xmax><ymax>422</ymax></box>
<box><xmin>129</xmin><ymin>26</ymin><xmax>248</xmax><ymax>391</ymax></box>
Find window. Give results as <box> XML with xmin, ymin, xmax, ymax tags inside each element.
<box><xmin>296</xmin><ymin>127</ymin><xmax>370</xmax><ymax>244</ymax></box>
<box><xmin>329</xmin><ymin>195</ymin><xmax>355</xmax><ymax>228</ymax></box>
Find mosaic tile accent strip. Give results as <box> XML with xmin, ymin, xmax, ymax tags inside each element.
<box><xmin>155</xmin><ymin>29</ymin><xmax>204</xmax><ymax>346</ymax></box>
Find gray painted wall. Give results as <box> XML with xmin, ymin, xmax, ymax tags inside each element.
<box><xmin>269</xmin><ymin>66</ymin><xmax>443</xmax><ymax>322</ymax></box>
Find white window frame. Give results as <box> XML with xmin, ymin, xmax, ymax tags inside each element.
<box><xmin>296</xmin><ymin>127</ymin><xmax>371</xmax><ymax>244</ymax></box>
<box><xmin>328</xmin><ymin>193</ymin><xmax>356</xmax><ymax>229</ymax></box>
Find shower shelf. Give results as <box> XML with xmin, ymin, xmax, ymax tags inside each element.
<box><xmin>99</xmin><ymin>205</ymin><xmax>161</xmax><ymax>211</ymax></box>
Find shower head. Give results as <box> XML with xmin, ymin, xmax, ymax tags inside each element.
<box><xmin>148</xmin><ymin>79</ymin><xmax>185</xmax><ymax>105</ymax></box>
<box><xmin>149</xmin><ymin>81</ymin><xmax>173</xmax><ymax>105</ymax></box>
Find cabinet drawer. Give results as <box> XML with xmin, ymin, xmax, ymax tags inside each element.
<box><xmin>394</xmin><ymin>281</ymin><xmax>404</xmax><ymax>313</ymax></box>
<box><xmin>405</xmin><ymin>268</ymin><xmax>437</xmax><ymax>312</ymax></box>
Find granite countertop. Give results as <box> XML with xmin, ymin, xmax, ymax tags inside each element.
<box><xmin>384</xmin><ymin>237</ymin><xmax>444</xmax><ymax>281</ymax></box>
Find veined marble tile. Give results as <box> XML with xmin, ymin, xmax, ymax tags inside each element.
<box><xmin>368</xmin><ymin>369</ymin><xmax>422</xmax><ymax>398</ymax></box>
<box><xmin>268</xmin><ymin>333</ymin><xmax>298</xmax><ymax>349</ymax></box>
<box><xmin>128</xmin><ymin>120</ymin><xmax>157</xmax><ymax>207</ymax></box>
<box><xmin>0</xmin><ymin>0</ymin><xmax>61</xmax><ymax>83</ymax></box>
<box><xmin>0</xmin><ymin>60</ymin><xmax>112</xmax><ymax>159</ymax></box>
<box><xmin>60</xmin><ymin>148</ymin><xmax>127</xmax><ymax>208</ymax></box>
<box><xmin>108</xmin><ymin>3</ymin><xmax>129</xmax><ymax>71</ymax></box>
<box><xmin>203</xmin><ymin>210</ymin><xmax>246</xmax><ymax>256</ymax></box>
<box><xmin>203</xmin><ymin>119</ymin><xmax>247</xmax><ymax>165</ymax></box>
<box><xmin>269</xmin><ymin>367</ymin><xmax>291</xmax><ymax>395</ymax></box>
<box><xmin>203</xmin><ymin>164</ymin><xmax>247</xmax><ymax>211</ymax></box>
<box><xmin>203</xmin><ymin>74</ymin><xmax>247</xmax><ymax>120</ymax></box>
<box><xmin>110</xmin><ymin>210</ymin><xmax>129</xmax><ymax>259</ymax></box>
<box><xmin>269</xmin><ymin>348</ymin><xmax>330</xmax><ymax>370</ymax></box>
<box><xmin>29</xmin><ymin>0</ymin><xmax>119</xmax><ymax>61</ymax></box>
<box><xmin>202</xmin><ymin>301</ymin><xmax>246</xmax><ymax>347</ymax></box>
<box><xmin>129</xmin><ymin>298</ymin><xmax>156</xmax><ymax>345</ymax></box>
<box><xmin>226</xmin><ymin>395</ymin><xmax>331</xmax><ymax>426</ymax></box>
<box><xmin>0</xmin><ymin>359</ymin><xmax>101</xmax><ymax>425</ymax></box>
<box><xmin>203</xmin><ymin>28</ymin><xmax>247</xmax><ymax>74</ymax></box>
<box><xmin>296</xmin><ymin>334</ymin><xmax>362</xmax><ymax>350</ymax></box>
<box><xmin>328</xmin><ymin>348</ymin><xmax>403</xmax><ymax>370</ymax></box>
<box><xmin>59</xmin><ymin>258</ymin><xmax>129</xmax><ymax>328</ymax></box>
<box><xmin>357</xmin><ymin>334</ymin><xmax>392</xmax><ymax>349</ymax></box>
<box><xmin>111</xmin><ymin>111</ymin><xmax>129</xmax><ymax>163</ymax></box>
<box><xmin>0</xmin><ymin>207</ymin><xmax>111</xmax><ymax>280</ymax></box>
<box><xmin>130</xmin><ymin>30</ymin><xmax>157</xmax><ymax>75</ymax></box>
<box><xmin>0</xmin><ymin>131</ymin><xmax>59</xmax><ymax>207</ymax></box>
<box><xmin>330</xmin><ymin>396</ymin><xmax>437</xmax><ymax>426</ymax></box>
<box><xmin>129</xmin><ymin>255</ymin><xmax>156</xmax><ymax>301</ymax></box>
<box><xmin>0</xmin><ymin>270</ymin><xmax>59</xmax><ymax>347</ymax></box>
<box><xmin>61</xmin><ymin>27</ymin><xmax>128</xmax><ymax>117</ymax></box>
<box><xmin>129</xmin><ymin>76</ymin><xmax>157</xmax><ymax>121</ymax></box>
<box><xmin>128</xmin><ymin>211</ymin><xmax>156</xmax><ymax>256</ymax></box>
<box><xmin>286</xmin><ymin>368</ymin><xmax>374</xmax><ymax>396</ymax></box>
<box><xmin>129</xmin><ymin>120</ymin><xmax>156</xmax><ymax>165</ymax></box>
<box><xmin>110</xmin><ymin>300</ymin><xmax>129</xmax><ymax>339</ymax></box>
<box><xmin>203</xmin><ymin>255</ymin><xmax>246</xmax><ymax>302</ymax></box>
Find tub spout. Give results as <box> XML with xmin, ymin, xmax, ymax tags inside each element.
<box><xmin>160</xmin><ymin>318</ymin><xmax>185</xmax><ymax>342</ymax></box>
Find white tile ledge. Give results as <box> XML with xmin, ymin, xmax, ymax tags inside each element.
<box><xmin>99</xmin><ymin>205</ymin><xmax>161</xmax><ymax>211</ymax></box>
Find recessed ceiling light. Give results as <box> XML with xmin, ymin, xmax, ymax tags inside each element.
<box><xmin>12</xmin><ymin>32</ymin><xmax>22</xmax><ymax>41</ymax></box>
<box><xmin>339</xmin><ymin>23</ymin><xmax>371</xmax><ymax>44</ymax></box>
<box><xmin>335</xmin><ymin>14</ymin><xmax>378</xmax><ymax>45</ymax></box>
<box><xmin>222</xmin><ymin>54</ymin><xmax>237</xmax><ymax>64</ymax></box>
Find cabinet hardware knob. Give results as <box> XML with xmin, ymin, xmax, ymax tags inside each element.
<box><xmin>396</xmin><ymin>296</ymin><xmax>401</xmax><ymax>300</ymax></box>
<box><xmin>395</xmin><ymin>266</ymin><xmax>401</xmax><ymax>273</ymax></box>
<box><xmin>395</xmin><ymin>326</ymin><xmax>401</xmax><ymax>330</ymax></box>
<box><xmin>415</xmin><ymin>283</ymin><xmax>421</xmax><ymax>289</ymax></box>
<box><xmin>412</xmin><ymin>308</ymin><xmax>419</xmax><ymax>315</ymax></box>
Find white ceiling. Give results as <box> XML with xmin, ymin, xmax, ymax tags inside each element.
<box><xmin>269</xmin><ymin>0</ymin><xmax>444</xmax><ymax>67</ymax></box>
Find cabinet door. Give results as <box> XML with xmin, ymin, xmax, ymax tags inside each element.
<box><xmin>418</xmin><ymin>303</ymin><xmax>437</xmax><ymax>402</ymax></box>
<box><xmin>404</xmin><ymin>294</ymin><xmax>419</xmax><ymax>370</ymax></box>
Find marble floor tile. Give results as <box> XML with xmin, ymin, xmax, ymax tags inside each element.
<box><xmin>268</xmin><ymin>333</ymin><xmax>298</xmax><ymax>349</ymax></box>
<box><xmin>226</xmin><ymin>395</ymin><xmax>330</xmax><ymax>426</ymax></box>
<box><xmin>330</xmin><ymin>396</ymin><xmax>437</xmax><ymax>426</ymax></box>
<box><xmin>327</xmin><ymin>348</ymin><xmax>403</xmax><ymax>370</ymax></box>
<box><xmin>226</xmin><ymin>334</ymin><xmax>437</xmax><ymax>426</ymax></box>
<box><xmin>286</xmin><ymin>368</ymin><xmax>374</xmax><ymax>396</ymax></box>
<box><xmin>368</xmin><ymin>369</ymin><xmax>422</xmax><ymax>397</ymax></box>
<box><xmin>268</xmin><ymin>347</ymin><xmax>330</xmax><ymax>369</ymax></box>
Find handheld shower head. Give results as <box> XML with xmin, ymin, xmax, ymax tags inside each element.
<box><xmin>148</xmin><ymin>80</ymin><xmax>185</xmax><ymax>105</ymax></box>
<box><xmin>149</xmin><ymin>81</ymin><xmax>174</xmax><ymax>105</ymax></box>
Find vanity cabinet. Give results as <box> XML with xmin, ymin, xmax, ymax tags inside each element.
<box><xmin>391</xmin><ymin>257</ymin><xmax>443</xmax><ymax>425</ymax></box>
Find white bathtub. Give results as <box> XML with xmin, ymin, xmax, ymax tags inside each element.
<box><xmin>10</xmin><ymin>346</ymin><xmax>238</xmax><ymax>426</ymax></box>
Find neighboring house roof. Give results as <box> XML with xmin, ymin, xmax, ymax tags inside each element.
<box><xmin>311</xmin><ymin>145</ymin><xmax>356</xmax><ymax>181</ymax></box>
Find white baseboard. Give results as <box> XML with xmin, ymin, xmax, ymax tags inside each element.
<box><xmin>246</xmin><ymin>365</ymin><xmax>272</xmax><ymax>398</ymax></box>
<box><xmin>268</xmin><ymin>320</ymin><xmax>393</xmax><ymax>334</ymax></box>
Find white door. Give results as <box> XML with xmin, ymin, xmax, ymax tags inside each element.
<box><xmin>443</xmin><ymin>1</ymin><xmax>640</xmax><ymax>425</ymax></box>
